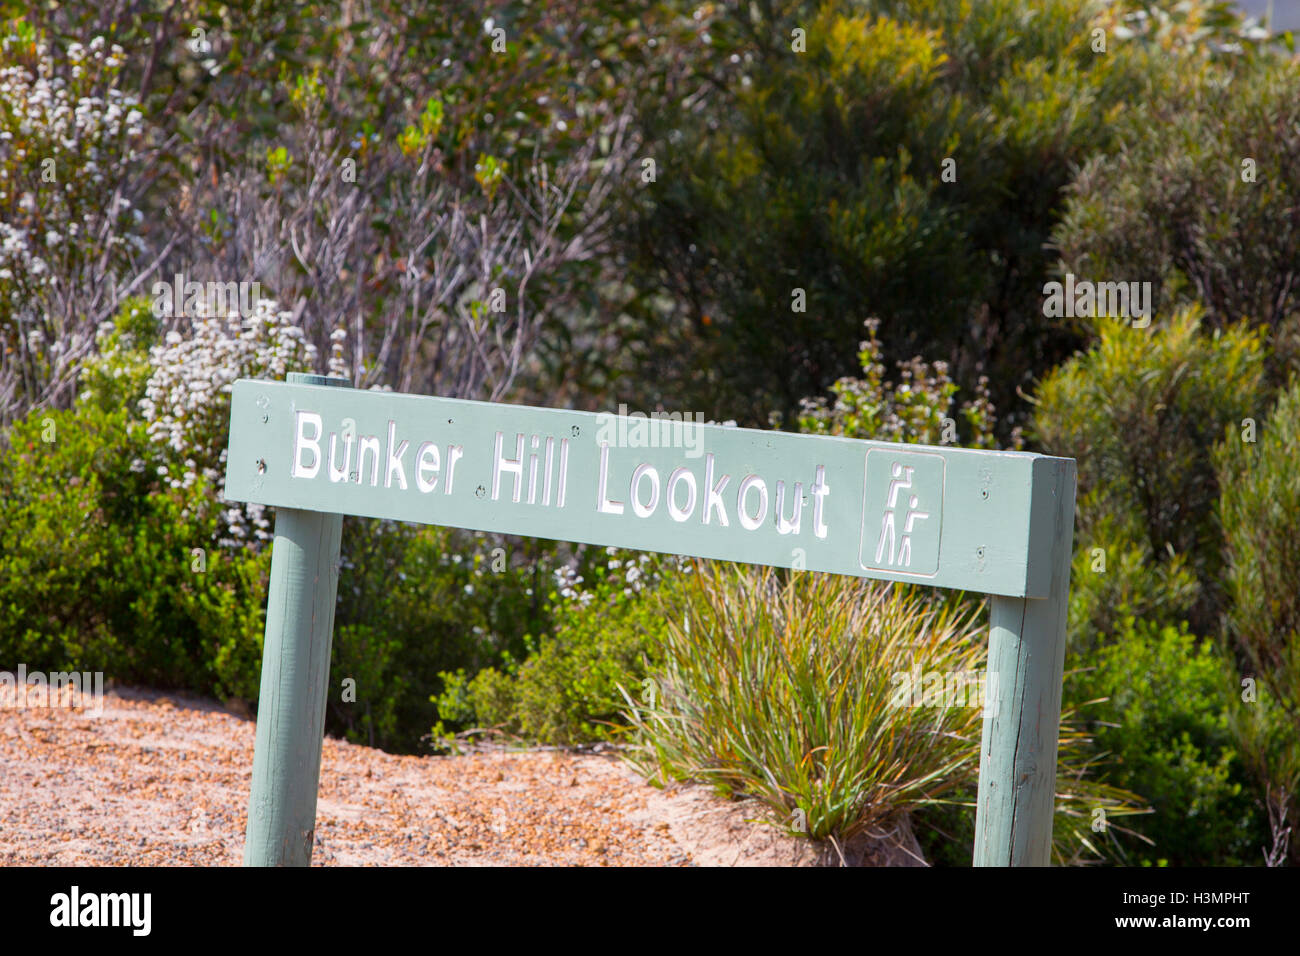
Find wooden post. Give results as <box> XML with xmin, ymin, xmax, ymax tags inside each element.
<box><xmin>243</xmin><ymin>372</ymin><xmax>350</xmax><ymax>867</ymax></box>
<box><xmin>973</xmin><ymin>457</ymin><xmax>1076</xmax><ymax>866</ymax></box>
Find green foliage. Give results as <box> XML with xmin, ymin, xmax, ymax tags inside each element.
<box><xmin>1224</xmin><ymin>680</ymin><xmax>1300</xmax><ymax>866</ymax></box>
<box><xmin>1055</xmin><ymin>36</ymin><xmax>1300</xmax><ymax>343</ymax></box>
<box><xmin>1216</xmin><ymin>378</ymin><xmax>1300</xmax><ymax>705</ymax></box>
<box><xmin>792</xmin><ymin>317</ymin><xmax>1001</xmax><ymax>447</ymax></box>
<box><xmin>1215</xmin><ymin>377</ymin><xmax>1300</xmax><ymax>862</ymax></box>
<box><xmin>624</xmin><ymin>563</ymin><xmax>989</xmax><ymax>843</ymax></box>
<box><xmin>1033</xmin><ymin>306</ymin><xmax>1268</xmax><ymax>632</ymax></box>
<box><xmin>76</xmin><ymin>297</ymin><xmax>160</xmax><ymax>413</ymax></box>
<box><xmin>620</xmin><ymin>0</ymin><xmax>1167</xmax><ymax>433</ymax></box>
<box><xmin>1066</xmin><ymin>516</ymin><xmax>1200</xmax><ymax>653</ymax></box>
<box><xmin>623</xmin><ymin>561</ymin><xmax>1143</xmax><ymax>862</ymax></box>
<box><xmin>0</xmin><ymin>400</ymin><xmax>269</xmax><ymax>699</ymax></box>
<box><xmin>330</xmin><ymin>523</ymin><xmax>560</xmax><ymax>751</ymax></box>
<box><xmin>0</xmin><ymin>404</ymin><xmax>141</xmax><ymax>672</ymax></box>
<box><xmin>432</xmin><ymin>552</ymin><xmax>676</xmax><ymax>748</ymax></box>
<box><xmin>1065</xmin><ymin>616</ymin><xmax>1265</xmax><ymax>866</ymax></box>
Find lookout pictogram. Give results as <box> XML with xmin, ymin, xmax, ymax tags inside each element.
<box><xmin>860</xmin><ymin>449</ymin><xmax>943</xmax><ymax>577</ymax></box>
<box><xmin>875</xmin><ymin>462</ymin><xmax>931</xmax><ymax>568</ymax></box>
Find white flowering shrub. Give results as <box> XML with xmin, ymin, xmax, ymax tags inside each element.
<box><xmin>792</xmin><ymin>318</ymin><xmax>1004</xmax><ymax>449</ymax></box>
<box><xmin>550</xmin><ymin>546</ymin><xmax>692</xmax><ymax>606</ymax></box>
<box><xmin>0</xmin><ymin>21</ymin><xmax>147</xmax><ymax>419</ymax></box>
<box><xmin>138</xmin><ymin>299</ymin><xmax>318</xmax><ymax>547</ymax></box>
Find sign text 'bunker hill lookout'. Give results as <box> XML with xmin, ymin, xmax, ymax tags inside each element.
<box><xmin>289</xmin><ymin>408</ymin><xmax>834</xmax><ymax>542</ymax></box>
<box><xmin>226</xmin><ymin>379</ymin><xmax>1064</xmax><ymax>600</ymax></box>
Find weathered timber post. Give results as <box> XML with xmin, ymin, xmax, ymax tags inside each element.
<box><xmin>973</xmin><ymin>456</ymin><xmax>1077</xmax><ymax>866</ymax></box>
<box><xmin>243</xmin><ymin>372</ymin><xmax>351</xmax><ymax>867</ymax></box>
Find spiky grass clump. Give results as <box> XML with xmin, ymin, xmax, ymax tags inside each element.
<box><xmin>621</xmin><ymin>562</ymin><xmax>988</xmax><ymax>844</ymax></box>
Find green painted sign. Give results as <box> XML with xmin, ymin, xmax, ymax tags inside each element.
<box><xmin>229</xmin><ymin>374</ymin><xmax>1076</xmax><ymax>868</ymax></box>
<box><xmin>223</xmin><ymin>379</ymin><xmax>1070</xmax><ymax>598</ymax></box>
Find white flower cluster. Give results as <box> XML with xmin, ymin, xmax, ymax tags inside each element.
<box><xmin>553</xmin><ymin>563</ymin><xmax>593</xmax><ymax>606</ymax></box>
<box><xmin>553</xmin><ymin>547</ymin><xmax>692</xmax><ymax>605</ymax></box>
<box><xmin>0</xmin><ymin>219</ymin><xmax>47</xmax><ymax>292</ymax></box>
<box><xmin>327</xmin><ymin>326</ymin><xmax>349</xmax><ymax>378</ymax></box>
<box><xmin>0</xmin><ymin>37</ymin><xmax>140</xmax><ymax>158</ymax></box>
<box><xmin>138</xmin><ymin>297</ymin><xmax>318</xmax><ymax>548</ymax></box>
<box><xmin>0</xmin><ymin>31</ymin><xmax>144</xmax><ymax>302</ymax></box>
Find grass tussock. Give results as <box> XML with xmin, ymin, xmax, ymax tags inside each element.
<box><xmin>621</xmin><ymin>563</ymin><xmax>987</xmax><ymax>843</ymax></box>
<box><xmin>622</xmin><ymin>561</ymin><xmax>1149</xmax><ymax>863</ymax></box>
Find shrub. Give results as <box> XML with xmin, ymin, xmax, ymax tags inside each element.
<box><xmin>75</xmin><ymin>297</ymin><xmax>159</xmax><ymax>415</ymax></box>
<box><xmin>0</xmin><ymin>400</ymin><xmax>269</xmax><ymax>699</ymax></box>
<box><xmin>1065</xmin><ymin>616</ymin><xmax>1266</xmax><ymax>866</ymax></box>
<box><xmin>1216</xmin><ymin>378</ymin><xmax>1300</xmax><ymax>702</ymax></box>
<box><xmin>623</xmin><ymin>561</ymin><xmax>1144</xmax><ymax>863</ymax></box>
<box><xmin>136</xmin><ymin>299</ymin><xmax>319</xmax><ymax>548</ymax></box>
<box><xmin>1065</xmin><ymin>516</ymin><xmax>1200</xmax><ymax>654</ymax></box>
<box><xmin>1054</xmin><ymin>52</ymin><xmax>1300</xmax><ymax>345</ymax></box>
<box><xmin>432</xmin><ymin>551</ymin><xmax>678</xmax><ymax>748</ymax></box>
<box><xmin>791</xmin><ymin>317</ymin><xmax>1002</xmax><ymax>448</ymax></box>
<box><xmin>1032</xmin><ymin>306</ymin><xmax>1267</xmax><ymax>633</ymax></box>
<box><xmin>1215</xmin><ymin>377</ymin><xmax>1300</xmax><ymax>862</ymax></box>
<box><xmin>783</xmin><ymin>322</ymin><xmax>1153</xmax><ymax>861</ymax></box>
<box><xmin>1226</xmin><ymin>685</ymin><xmax>1300</xmax><ymax>867</ymax></box>
<box><xmin>0</xmin><ymin>404</ymin><xmax>143</xmax><ymax>673</ymax></box>
<box><xmin>330</xmin><ymin>523</ymin><xmax>564</xmax><ymax>751</ymax></box>
<box><xmin>619</xmin><ymin>0</ymin><xmax>1177</xmax><ymax>433</ymax></box>
<box><xmin>0</xmin><ymin>20</ymin><xmax>149</xmax><ymax>421</ymax></box>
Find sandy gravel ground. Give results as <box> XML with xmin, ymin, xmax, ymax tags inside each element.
<box><xmin>0</xmin><ymin>683</ymin><xmax>925</xmax><ymax>867</ymax></box>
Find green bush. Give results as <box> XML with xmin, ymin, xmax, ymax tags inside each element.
<box><xmin>1065</xmin><ymin>616</ymin><xmax>1265</xmax><ymax>866</ymax></box>
<box><xmin>792</xmin><ymin>317</ymin><xmax>1001</xmax><ymax>448</ymax></box>
<box><xmin>0</xmin><ymin>401</ymin><xmax>269</xmax><ymax>699</ymax></box>
<box><xmin>329</xmin><ymin>522</ymin><xmax>565</xmax><ymax>750</ymax></box>
<box><xmin>1033</xmin><ymin>306</ymin><xmax>1268</xmax><ymax>633</ymax></box>
<box><xmin>1054</xmin><ymin>53</ymin><xmax>1300</xmax><ymax>345</ymax></box>
<box><xmin>433</xmin><ymin>551</ymin><xmax>677</xmax><ymax>747</ymax></box>
<box><xmin>1065</xmin><ymin>516</ymin><xmax>1200</xmax><ymax>654</ymax></box>
<box><xmin>75</xmin><ymin>297</ymin><xmax>159</xmax><ymax>415</ymax></box>
<box><xmin>1225</xmin><ymin>685</ymin><xmax>1300</xmax><ymax>867</ymax></box>
<box><xmin>619</xmin><ymin>0</ymin><xmax>1176</xmax><ymax>433</ymax></box>
<box><xmin>0</xmin><ymin>404</ymin><xmax>141</xmax><ymax>673</ymax></box>
<box><xmin>1215</xmin><ymin>377</ymin><xmax>1300</xmax><ymax>863</ymax></box>
<box><xmin>623</xmin><ymin>561</ymin><xmax>1143</xmax><ymax>862</ymax></box>
<box><xmin>1216</xmin><ymin>377</ymin><xmax>1300</xmax><ymax>703</ymax></box>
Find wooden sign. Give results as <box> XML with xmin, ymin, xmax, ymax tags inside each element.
<box><xmin>225</xmin><ymin>379</ymin><xmax>1067</xmax><ymax>598</ymax></box>
<box><xmin>225</xmin><ymin>374</ymin><xmax>1076</xmax><ymax>868</ymax></box>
